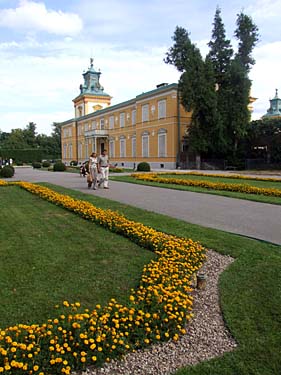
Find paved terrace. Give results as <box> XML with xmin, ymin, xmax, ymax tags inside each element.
<box><xmin>5</xmin><ymin>167</ymin><xmax>281</xmax><ymax>246</ymax></box>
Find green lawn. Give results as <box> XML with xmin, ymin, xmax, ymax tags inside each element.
<box><xmin>38</xmin><ymin>183</ymin><xmax>281</xmax><ymax>375</ymax></box>
<box><xmin>111</xmin><ymin>175</ymin><xmax>281</xmax><ymax>205</ymax></box>
<box><xmin>1</xmin><ymin>182</ymin><xmax>281</xmax><ymax>374</ymax></box>
<box><xmin>0</xmin><ymin>186</ymin><xmax>155</xmax><ymax>328</ymax></box>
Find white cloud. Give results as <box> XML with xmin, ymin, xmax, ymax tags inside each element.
<box><xmin>246</xmin><ymin>0</ymin><xmax>281</xmax><ymax>19</ymax></box>
<box><xmin>0</xmin><ymin>0</ymin><xmax>83</xmax><ymax>36</ymax></box>
<box><xmin>0</xmin><ymin>40</ymin><xmax>180</xmax><ymax>135</ymax></box>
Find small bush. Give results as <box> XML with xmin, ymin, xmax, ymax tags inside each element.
<box><xmin>70</xmin><ymin>160</ymin><xmax>78</xmax><ymax>166</ymax></box>
<box><xmin>137</xmin><ymin>162</ymin><xmax>151</xmax><ymax>172</ymax></box>
<box><xmin>42</xmin><ymin>161</ymin><xmax>51</xmax><ymax>168</ymax></box>
<box><xmin>53</xmin><ymin>162</ymin><xmax>66</xmax><ymax>172</ymax></box>
<box><xmin>0</xmin><ymin>165</ymin><xmax>14</xmax><ymax>178</ymax></box>
<box><xmin>32</xmin><ymin>162</ymin><xmax>42</xmax><ymax>169</ymax></box>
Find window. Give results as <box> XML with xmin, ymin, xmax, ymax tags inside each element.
<box><xmin>132</xmin><ymin>109</ymin><xmax>136</xmax><ymax>126</ymax></box>
<box><xmin>78</xmin><ymin>143</ymin><xmax>82</xmax><ymax>159</ymax></box>
<box><xmin>63</xmin><ymin>144</ymin><xmax>67</xmax><ymax>159</ymax></box>
<box><xmin>77</xmin><ymin>126</ymin><xmax>81</xmax><ymax>136</ymax></box>
<box><xmin>64</xmin><ymin>128</ymin><xmax>71</xmax><ymax>137</ymax></box>
<box><xmin>109</xmin><ymin>138</ymin><xmax>115</xmax><ymax>157</ymax></box>
<box><xmin>109</xmin><ymin>115</ymin><xmax>114</xmax><ymax>129</ymax></box>
<box><xmin>92</xmin><ymin>120</ymin><xmax>97</xmax><ymax>129</ymax></box>
<box><xmin>120</xmin><ymin>136</ymin><xmax>126</xmax><ymax>157</ymax></box>
<box><xmin>142</xmin><ymin>104</ymin><xmax>149</xmax><ymax>122</ymax></box>
<box><xmin>142</xmin><ymin>132</ymin><xmax>149</xmax><ymax>157</ymax></box>
<box><xmin>120</xmin><ymin>112</ymin><xmax>125</xmax><ymax>128</ymax></box>
<box><xmin>131</xmin><ymin>136</ymin><xmax>136</xmax><ymax>157</ymax></box>
<box><xmin>158</xmin><ymin>129</ymin><xmax>167</xmax><ymax>157</ymax></box>
<box><xmin>100</xmin><ymin>118</ymin><xmax>105</xmax><ymax>130</ymax></box>
<box><xmin>69</xmin><ymin>144</ymin><xmax>73</xmax><ymax>159</ymax></box>
<box><xmin>85</xmin><ymin>141</ymin><xmax>89</xmax><ymax>158</ymax></box>
<box><xmin>158</xmin><ymin>99</ymin><xmax>166</xmax><ymax>119</ymax></box>
<box><xmin>84</xmin><ymin>123</ymin><xmax>88</xmax><ymax>132</ymax></box>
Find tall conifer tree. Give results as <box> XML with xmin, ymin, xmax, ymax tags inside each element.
<box><xmin>207</xmin><ymin>7</ymin><xmax>233</xmax><ymax>85</ymax></box>
<box><xmin>165</xmin><ymin>27</ymin><xmax>218</xmax><ymax>157</ymax></box>
<box><xmin>235</xmin><ymin>12</ymin><xmax>259</xmax><ymax>72</ymax></box>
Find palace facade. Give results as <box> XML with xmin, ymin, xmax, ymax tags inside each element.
<box><xmin>60</xmin><ymin>59</ymin><xmax>192</xmax><ymax>169</ymax></box>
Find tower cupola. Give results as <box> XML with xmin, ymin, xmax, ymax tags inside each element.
<box><xmin>262</xmin><ymin>89</ymin><xmax>281</xmax><ymax>119</ymax></box>
<box><xmin>73</xmin><ymin>58</ymin><xmax>111</xmax><ymax>118</ymax></box>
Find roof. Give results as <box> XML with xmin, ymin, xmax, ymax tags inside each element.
<box><xmin>60</xmin><ymin>82</ymin><xmax>178</xmax><ymax>126</ymax></box>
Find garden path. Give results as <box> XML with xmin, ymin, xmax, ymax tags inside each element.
<box><xmin>10</xmin><ymin>167</ymin><xmax>281</xmax><ymax>245</ymax></box>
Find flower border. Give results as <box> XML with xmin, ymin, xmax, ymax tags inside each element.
<box><xmin>132</xmin><ymin>173</ymin><xmax>281</xmax><ymax>197</ymax></box>
<box><xmin>0</xmin><ymin>182</ymin><xmax>206</xmax><ymax>375</ymax></box>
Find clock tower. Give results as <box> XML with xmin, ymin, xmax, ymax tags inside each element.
<box><xmin>73</xmin><ymin>58</ymin><xmax>111</xmax><ymax>118</ymax></box>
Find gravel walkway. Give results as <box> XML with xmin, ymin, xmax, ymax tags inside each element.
<box><xmin>73</xmin><ymin>250</ymin><xmax>237</xmax><ymax>375</ymax></box>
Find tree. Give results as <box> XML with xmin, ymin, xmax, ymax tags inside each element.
<box><xmin>23</xmin><ymin>122</ymin><xmax>37</xmax><ymax>148</ymax></box>
<box><xmin>1</xmin><ymin>129</ymin><xmax>28</xmax><ymax>149</ymax></box>
<box><xmin>51</xmin><ymin>122</ymin><xmax>61</xmax><ymax>157</ymax></box>
<box><xmin>207</xmin><ymin>7</ymin><xmax>233</xmax><ymax>85</ymax></box>
<box><xmin>248</xmin><ymin>118</ymin><xmax>281</xmax><ymax>163</ymax></box>
<box><xmin>224</xmin><ymin>11</ymin><xmax>259</xmax><ymax>157</ymax></box>
<box><xmin>165</xmin><ymin>27</ymin><xmax>219</xmax><ymax>158</ymax></box>
<box><xmin>235</xmin><ymin>12</ymin><xmax>259</xmax><ymax>72</ymax></box>
<box><xmin>220</xmin><ymin>59</ymin><xmax>251</xmax><ymax>155</ymax></box>
<box><xmin>207</xmin><ymin>7</ymin><xmax>234</xmax><ymax>155</ymax></box>
<box><xmin>166</xmin><ymin>10</ymin><xmax>259</xmax><ymax>164</ymax></box>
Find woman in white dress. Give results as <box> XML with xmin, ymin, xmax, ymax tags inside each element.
<box><xmin>89</xmin><ymin>152</ymin><xmax>99</xmax><ymax>190</ymax></box>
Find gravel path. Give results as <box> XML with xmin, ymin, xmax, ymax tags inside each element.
<box><xmin>73</xmin><ymin>250</ymin><xmax>237</xmax><ymax>375</ymax></box>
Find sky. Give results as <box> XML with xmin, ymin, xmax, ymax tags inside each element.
<box><xmin>0</xmin><ymin>0</ymin><xmax>280</xmax><ymax>135</ymax></box>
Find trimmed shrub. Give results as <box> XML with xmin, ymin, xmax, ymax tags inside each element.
<box><xmin>70</xmin><ymin>160</ymin><xmax>78</xmax><ymax>166</ymax></box>
<box><xmin>32</xmin><ymin>162</ymin><xmax>42</xmax><ymax>169</ymax></box>
<box><xmin>0</xmin><ymin>165</ymin><xmax>14</xmax><ymax>178</ymax></box>
<box><xmin>53</xmin><ymin>162</ymin><xmax>66</xmax><ymax>172</ymax></box>
<box><xmin>42</xmin><ymin>161</ymin><xmax>51</xmax><ymax>168</ymax></box>
<box><xmin>137</xmin><ymin>162</ymin><xmax>151</xmax><ymax>172</ymax></box>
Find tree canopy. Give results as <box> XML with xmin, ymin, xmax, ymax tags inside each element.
<box><xmin>0</xmin><ymin>122</ymin><xmax>61</xmax><ymax>160</ymax></box>
<box><xmin>165</xmin><ymin>8</ymin><xmax>259</xmax><ymax>161</ymax></box>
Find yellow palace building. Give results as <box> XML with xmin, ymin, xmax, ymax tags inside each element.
<box><xmin>60</xmin><ymin>59</ymin><xmax>192</xmax><ymax>169</ymax></box>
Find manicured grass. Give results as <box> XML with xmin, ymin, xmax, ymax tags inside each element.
<box><xmin>37</xmin><ymin>183</ymin><xmax>281</xmax><ymax>375</ymax></box>
<box><xmin>110</xmin><ymin>175</ymin><xmax>281</xmax><ymax>205</ymax></box>
<box><xmin>0</xmin><ymin>186</ymin><xmax>155</xmax><ymax>328</ymax></box>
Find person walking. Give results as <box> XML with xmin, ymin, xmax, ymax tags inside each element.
<box><xmin>98</xmin><ymin>149</ymin><xmax>110</xmax><ymax>189</ymax></box>
<box><xmin>89</xmin><ymin>152</ymin><xmax>99</xmax><ymax>190</ymax></box>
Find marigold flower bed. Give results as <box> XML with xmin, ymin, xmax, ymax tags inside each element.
<box><xmin>154</xmin><ymin>171</ymin><xmax>281</xmax><ymax>183</ymax></box>
<box><xmin>0</xmin><ymin>181</ymin><xmax>206</xmax><ymax>375</ymax></box>
<box><xmin>132</xmin><ymin>173</ymin><xmax>281</xmax><ymax>197</ymax></box>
